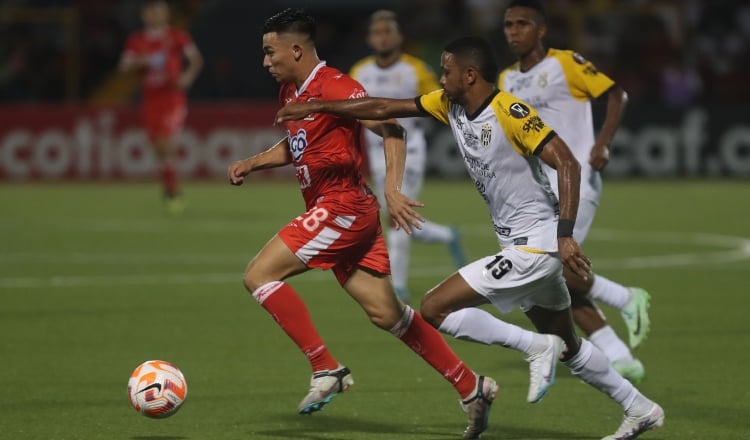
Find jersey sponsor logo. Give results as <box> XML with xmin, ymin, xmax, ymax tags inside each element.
<box><xmin>348</xmin><ymin>89</ymin><xmax>368</xmax><ymax>99</ymax></box>
<box><xmin>522</xmin><ymin>115</ymin><xmax>546</xmax><ymax>133</ymax></box>
<box><xmin>462</xmin><ymin>131</ymin><xmax>480</xmax><ymax>150</ymax></box>
<box><xmin>481</xmin><ymin>123</ymin><xmax>492</xmax><ymax>147</ymax></box>
<box><xmin>288</xmin><ymin>128</ymin><xmax>308</xmax><ymax>161</ymax></box>
<box><xmin>509</xmin><ymin>102</ymin><xmax>530</xmax><ymax>119</ymax></box>
<box><xmin>456</xmin><ymin>119</ymin><xmax>481</xmax><ymax>150</ymax></box>
<box><xmin>465</xmin><ymin>156</ymin><xmax>496</xmax><ymax>178</ymax></box>
<box><xmin>295</xmin><ymin>164</ymin><xmax>311</xmax><ymax>189</ymax></box>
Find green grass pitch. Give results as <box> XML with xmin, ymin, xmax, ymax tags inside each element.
<box><xmin>1</xmin><ymin>179</ymin><xmax>748</xmax><ymax>439</ymax></box>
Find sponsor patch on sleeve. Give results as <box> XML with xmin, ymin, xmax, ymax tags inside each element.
<box><xmin>509</xmin><ymin>102</ymin><xmax>530</xmax><ymax>119</ymax></box>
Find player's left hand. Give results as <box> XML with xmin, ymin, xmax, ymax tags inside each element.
<box><xmin>558</xmin><ymin>237</ymin><xmax>592</xmax><ymax>281</ymax></box>
<box><xmin>275</xmin><ymin>102</ymin><xmax>316</xmax><ymax>124</ymax></box>
<box><xmin>384</xmin><ymin>189</ymin><xmax>425</xmax><ymax>234</ymax></box>
<box><xmin>589</xmin><ymin>143</ymin><xmax>610</xmax><ymax>171</ymax></box>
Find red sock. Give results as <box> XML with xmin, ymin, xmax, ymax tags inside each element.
<box><xmin>160</xmin><ymin>163</ymin><xmax>179</xmax><ymax>197</ymax></box>
<box><xmin>393</xmin><ymin>307</ymin><xmax>477</xmax><ymax>399</ymax></box>
<box><xmin>252</xmin><ymin>281</ymin><xmax>339</xmax><ymax>373</ymax></box>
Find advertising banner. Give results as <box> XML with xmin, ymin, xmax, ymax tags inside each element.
<box><xmin>1</xmin><ymin>103</ymin><xmax>748</xmax><ymax>180</ymax></box>
<box><xmin>0</xmin><ymin>103</ymin><xmax>286</xmax><ymax>180</ymax></box>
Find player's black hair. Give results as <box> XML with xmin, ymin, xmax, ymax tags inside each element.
<box><xmin>507</xmin><ymin>0</ymin><xmax>546</xmax><ymax>24</ymax></box>
<box><xmin>262</xmin><ymin>8</ymin><xmax>316</xmax><ymax>41</ymax></box>
<box><xmin>444</xmin><ymin>36</ymin><xmax>498</xmax><ymax>83</ymax></box>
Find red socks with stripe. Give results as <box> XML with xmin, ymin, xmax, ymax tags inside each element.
<box><xmin>391</xmin><ymin>306</ymin><xmax>478</xmax><ymax>399</ymax></box>
<box><xmin>252</xmin><ymin>281</ymin><xmax>477</xmax><ymax>399</ymax></box>
<box><xmin>252</xmin><ymin>281</ymin><xmax>339</xmax><ymax>373</ymax></box>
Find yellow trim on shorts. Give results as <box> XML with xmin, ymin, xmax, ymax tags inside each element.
<box><xmin>500</xmin><ymin>245</ymin><xmax>548</xmax><ymax>254</ymax></box>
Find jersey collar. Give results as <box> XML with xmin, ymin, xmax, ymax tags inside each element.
<box><xmin>467</xmin><ymin>89</ymin><xmax>499</xmax><ymax>121</ymax></box>
<box><xmin>296</xmin><ymin>61</ymin><xmax>327</xmax><ymax>97</ymax></box>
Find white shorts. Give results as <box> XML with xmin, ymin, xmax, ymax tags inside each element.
<box><xmin>458</xmin><ymin>247</ymin><xmax>571</xmax><ymax>314</ymax></box>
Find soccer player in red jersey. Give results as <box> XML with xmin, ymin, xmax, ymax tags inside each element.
<box><xmin>118</xmin><ymin>0</ymin><xmax>203</xmax><ymax>213</ymax></box>
<box><xmin>227</xmin><ymin>9</ymin><xmax>496</xmax><ymax>439</ymax></box>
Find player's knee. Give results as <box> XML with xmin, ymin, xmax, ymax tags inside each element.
<box><xmin>419</xmin><ymin>296</ymin><xmax>444</xmax><ymax>329</ymax></box>
<box><xmin>242</xmin><ymin>259</ymin><xmax>266</xmax><ymax>293</ymax></box>
<box><xmin>242</xmin><ymin>270</ymin><xmax>258</xmax><ymax>293</ymax></box>
<box><xmin>367</xmin><ymin>306</ymin><xmax>400</xmax><ymax>330</ymax></box>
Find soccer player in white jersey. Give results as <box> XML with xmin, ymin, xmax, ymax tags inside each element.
<box><xmin>275</xmin><ymin>36</ymin><xmax>665</xmax><ymax>440</ymax></box>
<box><xmin>499</xmin><ymin>0</ymin><xmax>651</xmax><ymax>382</ymax></box>
<box><xmin>349</xmin><ymin>10</ymin><xmax>466</xmax><ymax>301</ymax></box>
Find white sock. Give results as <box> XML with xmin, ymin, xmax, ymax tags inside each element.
<box><xmin>589</xmin><ymin>274</ymin><xmax>632</xmax><ymax>309</ymax></box>
<box><xmin>387</xmin><ymin>227</ymin><xmax>412</xmax><ymax>291</ymax></box>
<box><xmin>439</xmin><ymin>308</ymin><xmax>537</xmax><ymax>355</ymax></box>
<box><xmin>412</xmin><ymin>220</ymin><xmax>452</xmax><ymax>243</ymax></box>
<box><xmin>564</xmin><ymin>339</ymin><xmax>644</xmax><ymax>411</ymax></box>
<box><xmin>589</xmin><ymin>325</ymin><xmax>634</xmax><ymax>362</ymax></box>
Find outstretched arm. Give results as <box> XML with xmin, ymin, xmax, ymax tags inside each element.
<box><xmin>275</xmin><ymin>97</ymin><xmax>422</xmax><ymax>124</ymax></box>
<box><xmin>227</xmin><ymin>137</ymin><xmax>292</xmax><ymax>186</ymax></box>
<box><xmin>537</xmin><ymin>135</ymin><xmax>592</xmax><ymax>279</ymax></box>
<box><xmin>361</xmin><ymin>120</ymin><xmax>425</xmax><ymax>233</ymax></box>
<box><xmin>590</xmin><ymin>85</ymin><xmax>627</xmax><ymax>171</ymax></box>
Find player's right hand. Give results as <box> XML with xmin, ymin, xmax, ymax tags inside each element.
<box><xmin>227</xmin><ymin>159</ymin><xmax>251</xmax><ymax>186</ymax></box>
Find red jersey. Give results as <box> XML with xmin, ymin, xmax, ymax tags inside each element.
<box><xmin>279</xmin><ymin>63</ymin><xmax>377</xmax><ymax>213</ymax></box>
<box><xmin>123</xmin><ymin>27</ymin><xmax>193</xmax><ymax>103</ymax></box>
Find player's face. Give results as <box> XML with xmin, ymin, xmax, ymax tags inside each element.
<box><xmin>439</xmin><ymin>52</ymin><xmax>465</xmax><ymax>102</ymax></box>
<box><xmin>262</xmin><ymin>32</ymin><xmax>297</xmax><ymax>83</ymax></box>
<box><xmin>503</xmin><ymin>6</ymin><xmax>544</xmax><ymax>57</ymax></box>
<box><xmin>141</xmin><ymin>2</ymin><xmax>169</xmax><ymax>28</ymax></box>
<box><xmin>367</xmin><ymin>19</ymin><xmax>403</xmax><ymax>57</ymax></box>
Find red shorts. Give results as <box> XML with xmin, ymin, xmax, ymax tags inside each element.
<box><xmin>142</xmin><ymin>95</ymin><xmax>187</xmax><ymax>143</ymax></box>
<box><xmin>279</xmin><ymin>200</ymin><xmax>390</xmax><ymax>286</ymax></box>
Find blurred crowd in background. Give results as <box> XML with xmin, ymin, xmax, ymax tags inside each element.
<box><xmin>1</xmin><ymin>0</ymin><xmax>748</xmax><ymax>107</ymax></box>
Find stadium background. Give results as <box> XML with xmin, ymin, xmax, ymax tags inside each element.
<box><xmin>1</xmin><ymin>0</ymin><xmax>749</xmax><ymax>180</ymax></box>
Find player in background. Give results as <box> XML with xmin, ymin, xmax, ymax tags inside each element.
<box><xmin>349</xmin><ymin>10</ymin><xmax>467</xmax><ymax>301</ymax></box>
<box><xmin>119</xmin><ymin>0</ymin><xmax>203</xmax><ymax>214</ymax></box>
<box><xmin>499</xmin><ymin>0</ymin><xmax>650</xmax><ymax>382</ymax></box>
<box><xmin>276</xmin><ymin>35</ymin><xmax>665</xmax><ymax>440</ymax></box>
<box><xmin>228</xmin><ymin>9</ymin><xmax>497</xmax><ymax>439</ymax></box>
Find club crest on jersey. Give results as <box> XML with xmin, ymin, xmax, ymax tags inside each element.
<box><xmin>481</xmin><ymin>124</ymin><xmax>492</xmax><ymax>147</ymax></box>
<box><xmin>509</xmin><ymin>102</ymin><xmax>530</xmax><ymax>119</ymax></box>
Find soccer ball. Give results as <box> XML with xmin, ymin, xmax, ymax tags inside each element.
<box><xmin>127</xmin><ymin>360</ymin><xmax>188</xmax><ymax>418</ymax></box>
